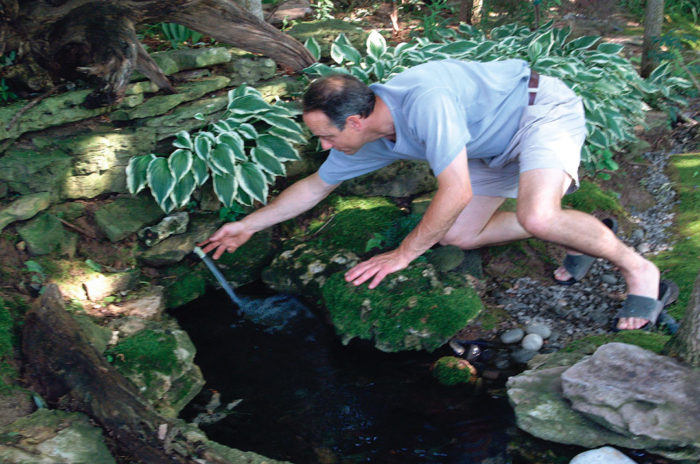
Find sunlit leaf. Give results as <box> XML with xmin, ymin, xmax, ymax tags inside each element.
<box><xmin>194</xmin><ymin>134</ymin><xmax>212</xmax><ymax>161</ymax></box>
<box><xmin>192</xmin><ymin>156</ymin><xmax>210</xmax><ymax>186</ymax></box>
<box><xmin>210</xmin><ymin>144</ymin><xmax>236</xmax><ymax>174</ymax></box>
<box><xmin>170</xmin><ymin>171</ymin><xmax>197</xmax><ymax>208</ymax></box>
<box><xmin>257</xmin><ymin>134</ymin><xmax>300</xmax><ymax>161</ymax></box>
<box><xmin>126</xmin><ymin>154</ymin><xmax>156</xmax><ymax>194</ymax></box>
<box><xmin>168</xmin><ymin>149</ymin><xmax>193</xmax><ymax>182</ymax></box>
<box><xmin>147</xmin><ymin>157</ymin><xmax>176</xmax><ymax>211</ymax></box>
<box><xmin>212</xmin><ymin>172</ymin><xmax>238</xmax><ymax>208</ymax></box>
<box><xmin>305</xmin><ymin>37</ymin><xmax>321</xmax><ymax>60</ymax></box>
<box><xmin>173</xmin><ymin>130</ymin><xmax>193</xmax><ymax>150</ymax></box>
<box><xmin>235</xmin><ymin>162</ymin><xmax>268</xmax><ymax>204</ymax></box>
<box><xmin>367</xmin><ymin>30</ymin><xmax>387</xmax><ymax>60</ymax></box>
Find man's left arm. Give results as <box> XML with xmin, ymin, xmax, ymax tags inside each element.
<box><xmin>344</xmin><ymin>148</ymin><xmax>472</xmax><ymax>289</ymax></box>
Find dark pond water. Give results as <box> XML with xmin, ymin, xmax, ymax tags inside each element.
<box><xmin>170</xmin><ymin>287</ymin><xmax>578</xmax><ymax>464</ymax></box>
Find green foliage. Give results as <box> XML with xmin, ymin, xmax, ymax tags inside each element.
<box><xmin>561</xmin><ymin>180</ymin><xmax>624</xmax><ymax>215</ymax></box>
<box><xmin>23</xmin><ymin>260</ymin><xmax>46</xmax><ymax>286</ymax></box>
<box><xmin>432</xmin><ymin>356</ymin><xmax>475</xmax><ymax>386</ymax></box>
<box><xmin>160</xmin><ymin>23</ymin><xmax>203</xmax><ymax>49</ymax></box>
<box><xmin>304</xmin><ymin>24</ymin><xmax>691</xmax><ymax>178</ymax></box>
<box><xmin>127</xmin><ymin>85</ymin><xmax>305</xmax><ymax>213</ymax></box>
<box><xmin>365</xmin><ymin>213</ymin><xmax>422</xmax><ymax>252</ymax></box>
<box><xmin>0</xmin><ymin>298</ymin><xmax>18</xmax><ymax>393</ymax></box>
<box><xmin>312</xmin><ymin>0</ymin><xmax>335</xmax><ymax>20</ymax></box>
<box><xmin>562</xmin><ymin>331</ymin><xmax>670</xmax><ymax>355</ymax></box>
<box><xmin>106</xmin><ymin>329</ymin><xmax>178</xmax><ymax>376</ymax></box>
<box><xmin>415</xmin><ymin>0</ymin><xmax>453</xmax><ymax>41</ymax></box>
<box><xmin>0</xmin><ymin>79</ymin><xmax>17</xmax><ymax>103</ymax></box>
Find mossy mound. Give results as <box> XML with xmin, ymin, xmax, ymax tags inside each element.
<box><xmin>321</xmin><ymin>262</ymin><xmax>483</xmax><ymax>352</ymax></box>
<box><xmin>562</xmin><ymin>180</ymin><xmax>624</xmax><ymax>215</ymax></box>
<box><xmin>215</xmin><ymin>229</ymin><xmax>276</xmax><ymax>286</ymax></box>
<box><xmin>432</xmin><ymin>356</ymin><xmax>476</xmax><ymax>386</ymax></box>
<box><xmin>0</xmin><ymin>298</ymin><xmax>18</xmax><ymax>394</ymax></box>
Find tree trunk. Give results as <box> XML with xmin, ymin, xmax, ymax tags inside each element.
<box><xmin>21</xmin><ymin>284</ymin><xmax>238</xmax><ymax>463</ymax></box>
<box><xmin>1</xmin><ymin>0</ymin><xmax>315</xmax><ymax>107</ymax></box>
<box><xmin>664</xmin><ymin>271</ymin><xmax>700</xmax><ymax>367</ymax></box>
<box><xmin>459</xmin><ymin>0</ymin><xmax>482</xmax><ymax>25</ymax></box>
<box><xmin>641</xmin><ymin>0</ymin><xmax>664</xmax><ymax>78</ymax></box>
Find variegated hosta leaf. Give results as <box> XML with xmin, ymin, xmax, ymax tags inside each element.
<box><xmin>268</xmin><ymin>126</ymin><xmax>307</xmax><ymax>145</ymax></box>
<box><xmin>218</xmin><ymin>132</ymin><xmax>246</xmax><ymax>160</ymax></box>
<box><xmin>305</xmin><ymin>37</ymin><xmax>322</xmax><ymax>61</ymax></box>
<box><xmin>173</xmin><ymin>130</ymin><xmax>193</xmax><ymax>150</ymax></box>
<box><xmin>194</xmin><ymin>134</ymin><xmax>212</xmax><ymax>161</ymax></box>
<box><xmin>228</xmin><ymin>95</ymin><xmax>271</xmax><ymax>115</ymax></box>
<box><xmin>212</xmin><ymin>172</ymin><xmax>238</xmax><ymax>208</ymax></box>
<box><xmin>126</xmin><ymin>153</ymin><xmax>156</xmax><ymax>194</ymax></box>
<box><xmin>212</xmin><ymin>120</ymin><xmax>231</xmax><ymax>134</ymax></box>
<box><xmin>256</xmin><ymin>113</ymin><xmax>305</xmax><ymax>138</ymax></box>
<box><xmin>147</xmin><ymin>157</ymin><xmax>176</xmax><ymax>211</ymax></box>
<box><xmin>235</xmin><ymin>162</ymin><xmax>268</xmax><ymax>204</ymax></box>
<box><xmin>168</xmin><ymin>149</ymin><xmax>193</xmax><ymax>182</ymax></box>
<box><xmin>367</xmin><ymin>30</ymin><xmax>387</xmax><ymax>60</ymax></box>
<box><xmin>256</xmin><ymin>134</ymin><xmax>300</xmax><ymax>161</ymax></box>
<box><xmin>236</xmin><ymin>187</ymin><xmax>253</xmax><ymax>206</ymax></box>
<box><xmin>192</xmin><ymin>156</ymin><xmax>210</xmax><ymax>186</ymax></box>
<box><xmin>236</xmin><ymin>123</ymin><xmax>258</xmax><ymax>140</ymax></box>
<box><xmin>170</xmin><ymin>171</ymin><xmax>197</xmax><ymax>208</ymax></box>
<box><xmin>210</xmin><ymin>144</ymin><xmax>237</xmax><ymax>174</ymax></box>
<box><xmin>252</xmin><ymin>146</ymin><xmax>285</xmax><ymax>176</ymax></box>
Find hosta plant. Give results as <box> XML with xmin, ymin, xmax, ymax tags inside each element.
<box><xmin>127</xmin><ymin>85</ymin><xmax>305</xmax><ymax>213</ymax></box>
<box><xmin>304</xmin><ymin>23</ymin><xmax>691</xmax><ymax>178</ymax></box>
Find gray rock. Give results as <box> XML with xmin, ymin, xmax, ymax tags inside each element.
<box><xmin>0</xmin><ymin>192</ymin><xmax>52</xmax><ymax>232</ymax></box>
<box><xmin>94</xmin><ymin>196</ymin><xmax>164</xmax><ymax>243</ymax></box>
<box><xmin>83</xmin><ymin>271</ymin><xmax>139</xmax><ymax>301</ymax></box>
<box><xmin>511</xmin><ymin>348</ymin><xmax>538</xmax><ymax>364</ymax></box>
<box><xmin>500</xmin><ymin>328</ymin><xmax>524</xmax><ymax>344</ymax></box>
<box><xmin>16</xmin><ymin>213</ymin><xmax>77</xmax><ymax>257</ymax></box>
<box><xmin>570</xmin><ymin>447</ymin><xmax>637</xmax><ymax>464</ymax></box>
<box><xmin>521</xmin><ymin>333</ymin><xmax>543</xmax><ymax>351</ymax></box>
<box><xmin>600</xmin><ymin>273</ymin><xmax>618</xmax><ymax>285</ymax></box>
<box><xmin>139</xmin><ymin>216</ymin><xmax>220</xmax><ymax>266</ymax></box>
<box><xmin>0</xmin><ymin>409</ymin><xmax>116</xmax><ymax>464</ymax></box>
<box><xmin>561</xmin><ymin>343</ymin><xmax>700</xmax><ymax>461</ymax></box>
<box><xmin>138</xmin><ymin>212</ymin><xmax>189</xmax><ymax>247</ymax></box>
<box><xmin>106</xmin><ymin>286</ymin><xmax>166</xmax><ymax>320</ymax></box>
<box><xmin>526</xmin><ymin>322</ymin><xmax>552</xmax><ymax>339</ymax></box>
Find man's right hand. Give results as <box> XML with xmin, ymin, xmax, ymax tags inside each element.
<box><xmin>198</xmin><ymin>222</ymin><xmax>254</xmax><ymax>259</ymax></box>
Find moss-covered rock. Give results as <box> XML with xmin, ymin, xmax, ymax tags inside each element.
<box><xmin>164</xmin><ymin>264</ymin><xmax>210</xmax><ymax>309</ymax></box>
<box><xmin>0</xmin><ymin>409</ymin><xmax>116</xmax><ymax>464</ymax></box>
<box><xmin>94</xmin><ymin>196</ymin><xmax>164</xmax><ymax>243</ymax></box>
<box><xmin>262</xmin><ymin>241</ymin><xmax>361</xmax><ymax>299</ymax></box>
<box><xmin>0</xmin><ymin>192</ymin><xmax>52</xmax><ymax>232</ymax></box>
<box><xmin>16</xmin><ymin>213</ymin><xmax>78</xmax><ymax>257</ymax></box>
<box><xmin>0</xmin><ymin>297</ymin><xmax>18</xmax><ymax>394</ymax></box>
<box><xmin>432</xmin><ymin>356</ymin><xmax>476</xmax><ymax>386</ymax></box>
<box><xmin>338</xmin><ymin>160</ymin><xmax>437</xmax><ymax>198</ymax></box>
<box><xmin>321</xmin><ymin>262</ymin><xmax>483</xmax><ymax>352</ymax></box>
<box><xmin>106</xmin><ymin>322</ymin><xmax>204</xmax><ymax>417</ymax></box>
<box><xmin>0</xmin><ymin>148</ymin><xmax>71</xmax><ymax>197</ymax></box>
<box><xmin>215</xmin><ymin>229</ymin><xmax>276</xmax><ymax>287</ymax></box>
<box><xmin>562</xmin><ymin>180</ymin><xmax>625</xmax><ymax>215</ymax></box>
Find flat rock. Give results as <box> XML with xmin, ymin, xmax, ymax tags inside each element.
<box><xmin>0</xmin><ymin>192</ymin><xmax>52</xmax><ymax>232</ymax></box>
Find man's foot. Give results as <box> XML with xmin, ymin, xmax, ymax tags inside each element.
<box><xmin>616</xmin><ymin>257</ymin><xmax>660</xmax><ymax>330</ymax></box>
<box><xmin>553</xmin><ymin>251</ymin><xmax>584</xmax><ymax>283</ymax></box>
<box><xmin>553</xmin><ymin>218</ymin><xmax>618</xmax><ymax>285</ymax></box>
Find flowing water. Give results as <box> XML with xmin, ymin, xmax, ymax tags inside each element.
<box><xmin>170</xmin><ymin>288</ymin><xmax>579</xmax><ymax>464</ymax></box>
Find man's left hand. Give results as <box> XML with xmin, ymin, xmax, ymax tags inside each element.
<box><xmin>344</xmin><ymin>249</ymin><xmax>412</xmax><ymax>289</ymax></box>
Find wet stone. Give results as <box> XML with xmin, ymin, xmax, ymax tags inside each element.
<box><xmin>500</xmin><ymin>328</ymin><xmax>524</xmax><ymax>344</ymax></box>
<box><xmin>525</xmin><ymin>322</ymin><xmax>551</xmax><ymax>339</ymax></box>
<box><xmin>510</xmin><ymin>348</ymin><xmax>538</xmax><ymax>364</ymax></box>
<box><xmin>521</xmin><ymin>333</ymin><xmax>544</xmax><ymax>351</ymax></box>
<box><xmin>601</xmin><ymin>274</ymin><xmax>618</xmax><ymax>285</ymax></box>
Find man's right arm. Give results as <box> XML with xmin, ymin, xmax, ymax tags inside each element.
<box><xmin>199</xmin><ymin>172</ymin><xmax>338</xmax><ymax>259</ymax></box>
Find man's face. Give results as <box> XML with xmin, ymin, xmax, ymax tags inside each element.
<box><xmin>303</xmin><ymin>110</ymin><xmax>364</xmax><ymax>155</ymax></box>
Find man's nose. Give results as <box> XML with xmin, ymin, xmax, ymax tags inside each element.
<box><xmin>320</xmin><ymin>139</ymin><xmax>333</xmax><ymax>150</ymax></box>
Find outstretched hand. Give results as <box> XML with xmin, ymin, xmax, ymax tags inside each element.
<box><xmin>344</xmin><ymin>248</ymin><xmax>412</xmax><ymax>289</ymax></box>
<box><xmin>198</xmin><ymin>222</ymin><xmax>254</xmax><ymax>259</ymax></box>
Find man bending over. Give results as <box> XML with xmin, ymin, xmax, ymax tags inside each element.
<box><xmin>200</xmin><ymin>59</ymin><xmax>664</xmax><ymax>331</ymax></box>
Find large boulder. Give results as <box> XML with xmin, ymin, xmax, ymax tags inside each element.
<box><xmin>139</xmin><ymin>214</ymin><xmax>220</xmax><ymax>266</ymax></box>
<box><xmin>321</xmin><ymin>262</ymin><xmax>483</xmax><ymax>352</ymax></box>
<box><xmin>0</xmin><ymin>409</ymin><xmax>116</xmax><ymax>464</ymax></box>
<box><xmin>16</xmin><ymin>213</ymin><xmax>78</xmax><ymax>257</ymax></box>
<box><xmin>508</xmin><ymin>342</ymin><xmax>700</xmax><ymax>462</ymax></box>
<box><xmin>94</xmin><ymin>196</ymin><xmax>164</xmax><ymax>243</ymax></box>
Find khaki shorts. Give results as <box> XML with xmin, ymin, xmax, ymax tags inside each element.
<box><xmin>468</xmin><ymin>75</ymin><xmax>586</xmax><ymax>198</ymax></box>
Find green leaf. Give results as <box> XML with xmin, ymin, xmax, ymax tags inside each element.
<box><xmin>436</xmin><ymin>40</ymin><xmax>478</xmax><ymax>55</ymax></box>
<box><xmin>256</xmin><ymin>113</ymin><xmax>305</xmax><ymax>137</ymax></box>
<box><xmin>147</xmin><ymin>157</ymin><xmax>176</xmax><ymax>211</ymax></box>
<box><xmin>303</xmin><ymin>62</ymin><xmax>346</xmax><ymax>77</ymax></box>
<box><xmin>331</xmin><ymin>34</ymin><xmax>362</xmax><ymax>64</ymax></box>
<box><xmin>168</xmin><ymin>149</ymin><xmax>193</xmax><ymax>182</ymax></box>
<box><xmin>194</xmin><ymin>134</ymin><xmax>212</xmax><ymax>161</ymax></box>
<box><xmin>228</xmin><ymin>94</ymin><xmax>271</xmax><ymax>114</ymax></box>
<box><xmin>126</xmin><ymin>154</ymin><xmax>156</xmax><ymax>194</ymax></box>
<box><xmin>236</xmin><ymin>123</ymin><xmax>258</xmax><ymax>140</ymax></box>
<box><xmin>236</xmin><ymin>186</ymin><xmax>253</xmax><ymax>206</ymax></box>
<box><xmin>173</xmin><ymin>130</ymin><xmax>193</xmax><ymax>150</ymax></box>
<box><xmin>252</xmin><ymin>146</ymin><xmax>286</xmax><ymax>176</ymax></box>
<box><xmin>235</xmin><ymin>162</ymin><xmax>268</xmax><ymax>204</ymax></box>
<box><xmin>210</xmin><ymin>144</ymin><xmax>237</xmax><ymax>174</ymax></box>
<box><xmin>566</xmin><ymin>35</ymin><xmax>600</xmax><ymax>51</ymax></box>
<box><xmin>597</xmin><ymin>42</ymin><xmax>624</xmax><ymax>55</ymax></box>
<box><xmin>648</xmin><ymin>62</ymin><xmax>671</xmax><ymax>83</ymax></box>
<box><xmin>257</xmin><ymin>134</ymin><xmax>300</xmax><ymax>161</ymax></box>
<box><xmin>212</xmin><ymin>172</ymin><xmax>238</xmax><ymax>208</ymax></box>
<box><xmin>268</xmin><ymin>126</ymin><xmax>307</xmax><ymax>145</ymax></box>
<box><xmin>367</xmin><ymin>30</ymin><xmax>387</xmax><ymax>60</ymax></box>
<box><xmin>212</xmin><ymin>120</ymin><xmax>231</xmax><ymax>134</ymax></box>
<box><xmin>171</xmin><ymin>171</ymin><xmax>197</xmax><ymax>208</ymax></box>
<box><xmin>350</xmin><ymin>66</ymin><xmax>370</xmax><ymax>83</ymax></box>
<box><xmin>305</xmin><ymin>37</ymin><xmax>322</xmax><ymax>60</ymax></box>
<box><xmin>218</xmin><ymin>132</ymin><xmax>246</xmax><ymax>160</ymax></box>
<box><xmin>587</xmin><ymin>129</ymin><xmax>609</xmax><ymax>149</ymax></box>
<box><xmin>192</xmin><ymin>156</ymin><xmax>210</xmax><ymax>186</ymax></box>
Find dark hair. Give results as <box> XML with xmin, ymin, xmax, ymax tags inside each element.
<box><xmin>302</xmin><ymin>74</ymin><xmax>375</xmax><ymax>130</ymax></box>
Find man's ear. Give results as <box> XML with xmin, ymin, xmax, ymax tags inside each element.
<box><xmin>346</xmin><ymin>114</ymin><xmax>363</xmax><ymax>131</ymax></box>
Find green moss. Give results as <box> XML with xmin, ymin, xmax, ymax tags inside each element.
<box><xmin>0</xmin><ymin>297</ymin><xmax>18</xmax><ymax>394</ymax></box>
<box><xmin>653</xmin><ymin>152</ymin><xmax>700</xmax><ymax>321</ymax></box>
<box><xmin>322</xmin><ymin>263</ymin><xmax>483</xmax><ymax>352</ymax></box>
<box><xmin>164</xmin><ymin>265</ymin><xmax>208</xmax><ymax>309</ymax></box>
<box><xmin>562</xmin><ymin>331</ymin><xmax>670</xmax><ymax>355</ymax></box>
<box><xmin>562</xmin><ymin>180</ymin><xmax>624</xmax><ymax>215</ymax></box>
<box><xmin>106</xmin><ymin>329</ymin><xmax>178</xmax><ymax>380</ymax></box>
<box><xmin>432</xmin><ymin>356</ymin><xmax>475</xmax><ymax>386</ymax></box>
<box><xmin>215</xmin><ymin>229</ymin><xmax>275</xmax><ymax>285</ymax></box>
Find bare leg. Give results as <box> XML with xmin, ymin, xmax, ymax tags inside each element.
<box><xmin>516</xmin><ymin>169</ymin><xmax>659</xmax><ymax>329</ymax></box>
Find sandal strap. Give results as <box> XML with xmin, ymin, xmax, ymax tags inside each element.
<box><xmin>617</xmin><ymin>295</ymin><xmax>663</xmax><ymax>323</ymax></box>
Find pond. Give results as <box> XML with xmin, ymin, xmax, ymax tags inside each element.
<box><xmin>170</xmin><ymin>287</ymin><xmax>577</xmax><ymax>464</ymax></box>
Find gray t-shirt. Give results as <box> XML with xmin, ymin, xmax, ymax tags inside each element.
<box><xmin>318</xmin><ymin>59</ymin><xmax>531</xmax><ymax>185</ymax></box>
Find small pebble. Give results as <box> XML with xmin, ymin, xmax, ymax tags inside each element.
<box><xmin>601</xmin><ymin>273</ymin><xmax>618</xmax><ymax>285</ymax></box>
<box><xmin>521</xmin><ymin>333</ymin><xmax>543</xmax><ymax>351</ymax></box>
<box><xmin>526</xmin><ymin>322</ymin><xmax>551</xmax><ymax>339</ymax></box>
<box><xmin>500</xmin><ymin>328</ymin><xmax>524</xmax><ymax>344</ymax></box>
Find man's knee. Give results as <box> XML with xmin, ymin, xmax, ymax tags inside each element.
<box><xmin>516</xmin><ymin>208</ymin><xmax>557</xmax><ymax>239</ymax></box>
<box><xmin>439</xmin><ymin>232</ymin><xmax>478</xmax><ymax>249</ymax></box>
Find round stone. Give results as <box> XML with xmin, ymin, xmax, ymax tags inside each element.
<box><xmin>521</xmin><ymin>333</ymin><xmax>544</xmax><ymax>351</ymax></box>
<box><xmin>510</xmin><ymin>348</ymin><xmax>538</xmax><ymax>364</ymax></box>
<box><xmin>601</xmin><ymin>273</ymin><xmax>618</xmax><ymax>285</ymax></box>
<box><xmin>500</xmin><ymin>328</ymin><xmax>525</xmax><ymax>344</ymax></box>
<box><xmin>525</xmin><ymin>322</ymin><xmax>552</xmax><ymax>339</ymax></box>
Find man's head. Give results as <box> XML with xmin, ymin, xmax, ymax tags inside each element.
<box><xmin>302</xmin><ymin>74</ymin><xmax>376</xmax><ymax>154</ymax></box>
